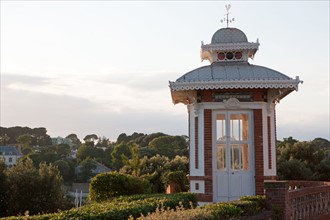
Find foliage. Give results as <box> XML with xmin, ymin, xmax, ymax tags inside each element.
<box><xmin>0</xmin><ymin>126</ymin><xmax>52</xmax><ymax>146</ymax></box>
<box><xmin>148</xmin><ymin>135</ymin><xmax>188</xmax><ymax>159</ymax></box>
<box><xmin>202</xmin><ymin>203</ymin><xmax>242</xmax><ymax>220</ymax></box>
<box><xmin>239</xmin><ymin>195</ymin><xmax>267</xmax><ymax>211</ymax></box>
<box><xmin>0</xmin><ymin>159</ymin><xmax>7</xmax><ymax>217</ymax></box>
<box><xmin>53</xmin><ymin>159</ymin><xmax>75</xmax><ymax>183</ymax></box>
<box><xmin>2</xmin><ymin>193</ymin><xmax>197</xmax><ymax>220</ymax></box>
<box><xmin>66</xmin><ymin>133</ymin><xmax>81</xmax><ymax>147</ymax></box>
<box><xmin>136</xmin><ymin>203</ymin><xmax>213</xmax><ymax>220</ymax></box>
<box><xmin>133</xmin><ymin>155</ymin><xmax>189</xmax><ymax>193</ymax></box>
<box><xmin>111</xmin><ymin>143</ymin><xmax>131</xmax><ymax>170</ymax></box>
<box><xmin>137</xmin><ymin>195</ymin><xmax>266</xmax><ymax>220</ymax></box>
<box><xmin>77</xmin><ymin>144</ymin><xmax>104</xmax><ymax>162</ymax></box>
<box><xmin>121</xmin><ymin>143</ymin><xmax>143</xmax><ymax>177</ymax></box>
<box><xmin>77</xmin><ymin>157</ymin><xmax>97</xmax><ymax>182</ymax></box>
<box><xmin>1</xmin><ymin>158</ymin><xmax>65</xmax><ymax>216</ymax></box>
<box><xmin>162</xmin><ymin>170</ymin><xmax>188</xmax><ymax>193</ymax></box>
<box><xmin>277</xmin><ymin>137</ymin><xmax>330</xmax><ymax>180</ymax></box>
<box><xmin>1</xmin><ymin>194</ymin><xmax>267</xmax><ymax>220</ymax></box>
<box><xmin>89</xmin><ymin>172</ymin><xmax>151</xmax><ymax>202</ymax></box>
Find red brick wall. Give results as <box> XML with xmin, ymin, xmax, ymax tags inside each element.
<box><xmin>203</xmin><ymin>109</ymin><xmax>213</xmax><ymax>202</ymax></box>
<box><xmin>267</xmin><ymin>116</ymin><xmax>272</xmax><ymax>169</ymax></box>
<box><xmin>254</xmin><ymin>109</ymin><xmax>264</xmax><ymax>195</ymax></box>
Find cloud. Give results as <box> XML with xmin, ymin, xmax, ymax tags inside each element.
<box><xmin>0</xmin><ymin>73</ymin><xmax>188</xmax><ymax>139</ymax></box>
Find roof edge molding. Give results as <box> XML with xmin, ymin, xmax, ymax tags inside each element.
<box><xmin>170</xmin><ymin>76</ymin><xmax>302</xmax><ymax>91</ymax></box>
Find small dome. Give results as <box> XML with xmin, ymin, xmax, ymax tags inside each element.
<box><xmin>211</xmin><ymin>28</ymin><xmax>248</xmax><ymax>44</ymax></box>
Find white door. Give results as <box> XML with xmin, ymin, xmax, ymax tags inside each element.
<box><xmin>213</xmin><ymin>111</ymin><xmax>255</xmax><ymax>202</ymax></box>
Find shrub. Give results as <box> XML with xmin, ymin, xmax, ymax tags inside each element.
<box><xmin>1</xmin><ymin>193</ymin><xmax>197</xmax><ymax>220</ymax></box>
<box><xmin>203</xmin><ymin>202</ymin><xmax>243</xmax><ymax>220</ymax></box>
<box><xmin>162</xmin><ymin>170</ymin><xmax>188</xmax><ymax>193</ymax></box>
<box><xmin>240</xmin><ymin>195</ymin><xmax>267</xmax><ymax>211</ymax></box>
<box><xmin>136</xmin><ymin>203</ymin><xmax>213</xmax><ymax>220</ymax></box>
<box><xmin>89</xmin><ymin>172</ymin><xmax>151</xmax><ymax>202</ymax></box>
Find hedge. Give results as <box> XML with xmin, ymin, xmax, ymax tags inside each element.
<box><xmin>2</xmin><ymin>193</ymin><xmax>197</xmax><ymax>220</ymax></box>
<box><xmin>89</xmin><ymin>172</ymin><xmax>152</xmax><ymax>202</ymax></box>
<box><xmin>137</xmin><ymin>195</ymin><xmax>267</xmax><ymax>220</ymax></box>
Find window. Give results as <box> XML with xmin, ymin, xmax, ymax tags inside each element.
<box><xmin>9</xmin><ymin>157</ymin><xmax>13</xmax><ymax>163</ymax></box>
<box><xmin>217</xmin><ymin>51</ymin><xmax>243</xmax><ymax>61</ymax></box>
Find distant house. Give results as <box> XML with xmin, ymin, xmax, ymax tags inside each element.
<box><xmin>0</xmin><ymin>146</ymin><xmax>23</xmax><ymax>167</ymax></box>
<box><xmin>51</xmin><ymin>136</ymin><xmax>73</xmax><ymax>146</ymax></box>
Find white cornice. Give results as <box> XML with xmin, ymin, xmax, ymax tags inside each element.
<box><xmin>201</xmin><ymin>42</ymin><xmax>259</xmax><ymax>51</ymax></box>
<box><xmin>169</xmin><ymin>77</ymin><xmax>302</xmax><ymax>91</ymax></box>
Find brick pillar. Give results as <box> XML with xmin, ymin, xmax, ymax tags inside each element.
<box><xmin>203</xmin><ymin>109</ymin><xmax>213</xmax><ymax>202</ymax></box>
<box><xmin>264</xmin><ymin>181</ymin><xmax>290</xmax><ymax>220</ymax></box>
<box><xmin>254</xmin><ymin>109</ymin><xmax>264</xmax><ymax>195</ymax></box>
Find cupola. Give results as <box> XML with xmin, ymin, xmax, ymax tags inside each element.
<box><xmin>201</xmin><ymin>27</ymin><xmax>259</xmax><ymax>63</ymax></box>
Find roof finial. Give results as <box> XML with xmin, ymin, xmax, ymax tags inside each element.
<box><xmin>221</xmin><ymin>4</ymin><xmax>235</xmax><ymax>28</ymax></box>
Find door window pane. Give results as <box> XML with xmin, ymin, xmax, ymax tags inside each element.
<box><xmin>230</xmin><ymin>144</ymin><xmax>250</xmax><ymax>170</ymax></box>
<box><xmin>217</xmin><ymin>144</ymin><xmax>226</xmax><ymax>170</ymax></box>
<box><xmin>230</xmin><ymin>114</ymin><xmax>249</xmax><ymax>141</ymax></box>
<box><xmin>231</xmin><ymin>144</ymin><xmax>242</xmax><ymax>170</ymax></box>
<box><xmin>216</xmin><ymin>114</ymin><xmax>226</xmax><ymax>141</ymax></box>
<box><xmin>242</xmin><ymin>144</ymin><xmax>249</xmax><ymax>170</ymax></box>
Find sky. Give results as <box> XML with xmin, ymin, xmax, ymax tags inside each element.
<box><xmin>0</xmin><ymin>1</ymin><xmax>329</xmax><ymax>141</ymax></box>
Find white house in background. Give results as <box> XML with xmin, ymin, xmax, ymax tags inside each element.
<box><xmin>51</xmin><ymin>136</ymin><xmax>73</xmax><ymax>146</ymax></box>
<box><xmin>0</xmin><ymin>146</ymin><xmax>23</xmax><ymax>167</ymax></box>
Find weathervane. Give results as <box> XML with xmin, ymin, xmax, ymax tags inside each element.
<box><xmin>221</xmin><ymin>4</ymin><xmax>235</xmax><ymax>27</ymax></box>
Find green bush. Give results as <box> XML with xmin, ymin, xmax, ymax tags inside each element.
<box><xmin>112</xmin><ymin>193</ymin><xmax>198</xmax><ymax>209</ymax></box>
<box><xmin>203</xmin><ymin>202</ymin><xmax>243</xmax><ymax>220</ymax></box>
<box><xmin>240</xmin><ymin>195</ymin><xmax>267</xmax><ymax>211</ymax></box>
<box><xmin>1</xmin><ymin>193</ymin><xmax>197</xmax><ymax>220</ymax></box>
<box><xmin>136</xmin><ymin>203</ymin><xmax>213</xmax><ymax>220</ymax></box>
<box><xmin>162</xmin><ymin>170</ymin><xmax>188</xmax><ymax>192</ymax></box>
<box><xmin>89</xmin><ymin>171</ymin><xmax>151</xmax><ymax>202</ymax></box>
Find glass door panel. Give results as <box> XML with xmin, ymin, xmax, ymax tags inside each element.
<box><xmin>217</xmin><ymin>144</ymin><xmax>226</xmax><ymax>170</ymax></box>
<box><xmin>230</xmin><ymin>113</ymin><xmax>249</xmax><ymax>141</ymax></box>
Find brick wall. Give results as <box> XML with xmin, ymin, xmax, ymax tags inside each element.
<box><xmin>254</xmin><ymin>109</ymin><xmax>264</xmax><ymax>195</ymax></box>
<box><xmin>267</xmin><ymin>116</ymin><xmax>272</xmax><ymax>169</ymax></box>
<box><xmin>203</xmin><ymin>109</ymin><xmax>213</xmax><ymax>202</ymax></box>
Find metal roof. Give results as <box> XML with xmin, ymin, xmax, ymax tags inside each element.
<box><xmin>211</xmin><ymin>28</ymin><xmax>248</xmax><ymax>44</ymax></box>
<box><xmin>169</xmin><ymin>61</ymin><xmax>301</xmax><ymax>91</ymax></box>
<box><xmin>0</xmin><ymin>146</ymin><xmax>20</xmax><ymax>156</ymax></box>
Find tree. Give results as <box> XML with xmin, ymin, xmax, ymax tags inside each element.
<box><xmin>16</xmin><ymin>133</ymin><xmax>32</xmax><ymax>148</ymax></box>
<box><xmin>0</xmin><ymin>159</ymin><xmax>8</xmax><ymax>217</ymax></box>
<box><xmin>53</xmin><ymin>159</ymin><xmax>75</xmax><ymax>183</ymax></box>
<box><xmin>111</xmin><ymin>143</ymin><xmax>130</xmax><ymax>170</ymax></box>
<box><xmin>83</xmin><ymin>134</ymin><xmax>98</xmax><ymax>146</ymax></box>
<box><xmin>55</xmin><ymin>144</ymin><xmax>71</xmax><ymax>158</ymax></box>
<box><xmin>277</xmin><ymin>137</ymin><xmax>330</xmax><ymax>181</ymax></box>
<box><xmin>66</xmin><ymin>133</ymin><xmax>81</xmax><ymax>147</ymax></box>
<box><xmin>77</xmin><ymin>144</ymin><xmax>104</xmax><ymax>162</ymax></box>
<box><xmin>121</xmin><ymin>144</ymin><xmax>143</xmax><ymax>177</ymax></box>
<box><xmin>148</xmin><ymin>135</ymin><xmax>188</xmax><ymax>159</ymax></box>
<box><xmin>0</xmin><ymin>134</ymin><xmax>10</xmax><ymax>145</ymax></box>
<box><xmin>77</xmin><ymin>144</ymin><xmax>94</xmax><ymax>162</ymax></box>
<box><xmin>77</xmin><ymin>157</ymin><xmax>96</xmax><ymax>182</ymax></box>
<box><xmin>4</xmin><ymin>158</ymin><xmax>65</xmax><ymax>216</ymax></box>
<box><xmin>16</xmin><ymin>134</ymin><xmax>33</xmax><ymax>154</ymax></box>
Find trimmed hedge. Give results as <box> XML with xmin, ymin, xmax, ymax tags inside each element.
<box><xmin>137</xmin><ymin>195</ymin><xmax>267</xmax><ymax>220</ymax></box>
<box><xmin>89</xmin><ymin>172</ymin><xmax>152</xmax><ymax>202</ymax></box>
<box><xmin>2</xmin><ymin>193</ymin><xmax>197</xmax><ymax>220</ymax></box>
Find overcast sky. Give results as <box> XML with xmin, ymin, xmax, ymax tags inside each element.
<box><xmin>1</xmin><ymin>1</ymin><xmax>329</xmax><ymax>141</ymax></box>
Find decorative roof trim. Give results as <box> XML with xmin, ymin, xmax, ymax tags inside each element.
<box><xmin>201</xmin><ymin>42</ymin><xmax>259</xmax><ymax>51</ymax></box>
<box><xmin>169</xmin><ymin>77</ymin><xmax>302</xmax><ymax>91</ymax></box>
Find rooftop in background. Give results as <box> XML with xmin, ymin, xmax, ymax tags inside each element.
<box><xmin>0</xmin><ymin>146</ymin><xmax>22</xmax><ymax>156</ymax></box>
